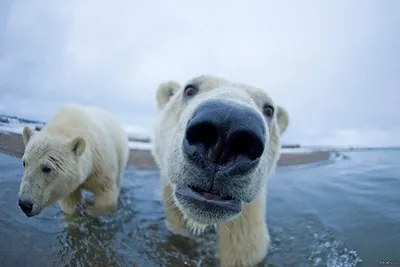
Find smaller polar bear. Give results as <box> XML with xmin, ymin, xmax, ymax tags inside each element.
<box><xmin>151</xmin><ymin>75</ymin><xmax>289</xmax><ymax>267</ymax></box>
<box><xmin>18</xmin><ymin>103</ymin><xmax>129</xmax><ymax>218</ymax></box>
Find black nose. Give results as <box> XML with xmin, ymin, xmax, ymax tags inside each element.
<box><xmin>183</xmin><ymin>100</ymin><xmax>265</xmax><ymax>175</ymax></box>
<box><xmin>18</xmin><ymin>199</ymin><xmax>33</xmax><ymax>217</ymax></box>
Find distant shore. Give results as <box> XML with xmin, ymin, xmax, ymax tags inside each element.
<box><xmin>0</xmin><ymin>132</ymin><xmax>334</xmax><ymax>169</ymax></box>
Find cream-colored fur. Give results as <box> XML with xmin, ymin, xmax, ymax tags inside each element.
<box><xmin>151</xmin><ymin>75</ymin><xmax>289</xmax><ymax>267</ymax></box>
<box><xmin>18</xmin><ymin>103</ymin><xmax>129</xmax><ymax>217</ymax></box>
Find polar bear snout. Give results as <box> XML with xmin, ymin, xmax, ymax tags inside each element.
<box><xmin>18</xmin><ymin>186</ymin><xmax>45</xmax><ymax>217</ymax></box>
<box><xmin>18</xmin><ymin>198</ymin><xmax>34</xmax><ymax>217</ymax></box>
<box><xmin>182</xmin><ymin>100</ymin><xmax>266</xmax><ymax>176</ymax></box>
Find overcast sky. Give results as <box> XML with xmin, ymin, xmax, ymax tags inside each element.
<box><xmin>0</xmin><ymin>0</ymin><xmax>399</xmax><ymax>147</ymax></box>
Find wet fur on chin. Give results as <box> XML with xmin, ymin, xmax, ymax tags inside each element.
<box><xmin>171</xmin><ymin>187</ymin><xmax>216</xmax><ymax>235</ymax></box>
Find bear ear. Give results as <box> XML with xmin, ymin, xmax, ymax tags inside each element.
<box><xmin>22</xmin><ymin>126</ymin><xmax>34</xmax><ymax>146</ymax></box>
<box><xmin>156</xmin><ymin>81</ymin><xmax>181</xmax><ymax>109</ymax></box>
<box><xmin>70</xmin><ymin>137</ymin><xmax>86</xmax><ymax>157</ymax></box>
<box><xmin>276</xmin><ymin>106</ymin><xmax>289</xmax><ymax>135</ymax></box>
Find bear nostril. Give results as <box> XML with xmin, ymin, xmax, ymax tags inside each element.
<box><xmin>228</xmin><ymin>130</ymin><xmax>265</xmax><ymax>161</ymax></box>
<box><xmin>185</xmin><ymin>121</ymin><xmax>219</xmax><ymax>149</ymax></box>
<box><xmin>18</xmin><ymin>199</ymin><xmax>33</xmax><ymax>215</ymax></box>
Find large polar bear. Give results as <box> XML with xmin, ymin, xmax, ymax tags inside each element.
<box><xmin>18</xmin><ymin>103</ymin><xmax>129</xmax><ymax>218</ymax></box>
<box><xmin>151</xmin><ymin>75</ymin><xmax>289</xmax><ymax>267</ymax></box>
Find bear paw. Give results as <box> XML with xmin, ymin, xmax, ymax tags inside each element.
<box><xmin>84</xmin><ymin>203</ymin><xmax>117</xmax><ymax>218</ymax></box>
<box><xmin>84</xmin><ymin>206</ymin><xmax>103</xmax><ymax>218</ymax></box>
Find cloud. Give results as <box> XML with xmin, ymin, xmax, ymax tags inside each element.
<box><xmin>0</xmin><ymin>0</ymin><xmax>399</xmax><ymax>147</ymax></box>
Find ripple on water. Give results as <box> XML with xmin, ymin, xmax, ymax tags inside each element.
<box><xmin>266</xmin><ymin>212</ymin><xmax>363</xmax><ymax>267</ymax></box>
<box><xmin>1</xmin><ymin>151</ymin><xmax>400</xmax><ymax>266</ymax></box>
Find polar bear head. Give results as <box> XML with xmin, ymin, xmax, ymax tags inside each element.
<box><xmin>18</xmin><ymin>126</ymin><xmax>86</xmax><ymax>217</ymax></box>
<box><xmin>152</xmin><ymin>75</ymin><xmax>289</xmax><ymax>229</ymax></box>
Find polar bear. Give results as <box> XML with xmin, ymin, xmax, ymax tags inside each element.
<box><xmin>18</xmin><ymin>103</ymin><xmax>129</xmax><ymax>218</ymax></box>
<box><xmin>151</xmin><ymin>75</ymin><xmax>289</xmax><ymax>267</ymax></box>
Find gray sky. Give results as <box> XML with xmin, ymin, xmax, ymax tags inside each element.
<box><xmin>0</xmin><ymin>0</ymin><xmax>399</xmax><ymax>147</ymax></box>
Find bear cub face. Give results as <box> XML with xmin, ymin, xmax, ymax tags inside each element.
<box><xmin>18</xmin><ymin>126</ymin><xmax>86</xmax><ymax>217</ymax></box>
<box><xmin>153</xmin><ymin>75</ymin><xmax>289</xmax><ymax>226</ymax></box>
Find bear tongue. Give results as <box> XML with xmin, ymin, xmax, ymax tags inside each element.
<box><xmin>200</xmin><ymin>192</ymin><xmax>225</xmax><ymax>201</ymax></box>
<box><xmin>200</xmin><ymin>191</ymin><xmax>224</xmax><ymax>201</ymax></box>
<box><xmin>188</xmin><ymin>186</ymin><xmax>233</xmax><ymax>201</ymax></box>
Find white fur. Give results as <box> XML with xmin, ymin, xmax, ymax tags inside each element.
<box><xmin>151</xmin><ymin>75</ymin><xmax>289</xmax><ymax>267</ymax></box>
<box><xmin>18</xmin><ymin>103</ymin><xmax>129</xmax><ymax>217</ymax></box>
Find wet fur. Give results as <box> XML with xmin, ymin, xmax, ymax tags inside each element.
<box><xmin>19</xmin><ymin>103</ymin><xmax>129</xmax><ymax>217</ymax></box>
<box><xmin>151</xmin><ymin>75</ymin><xmax>289</xmax><ymax>267</ymax></box>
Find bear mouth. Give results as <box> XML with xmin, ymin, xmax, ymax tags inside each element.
<box><xmin>176</xmin><ymin>185</ymin><xmax>242</xmax><ymax>213</ymax></box>
<box><xmin>189</xmin><ymin>186</ymin><xmax>234</xmax><ymax>201</ymax></box>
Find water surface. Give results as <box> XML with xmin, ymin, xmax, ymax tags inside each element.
<box><xmin>0</xmin><ymin>150</ymin><xmax>399</xmax><ymax>266</ymax></box>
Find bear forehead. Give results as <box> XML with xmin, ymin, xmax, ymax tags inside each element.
<box><xmin>24</xmin><ymin>140</ymin><xmax>68</xmax><ymax>161</ymax></box>
<box><xmin>184</xmin><ymin>75</ymin><xmax>275</xmax><ymax>107</ymax></box>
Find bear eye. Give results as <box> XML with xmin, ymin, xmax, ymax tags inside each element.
<box><xmin>22</xmin><ymin>160</ymin><xmax>26</xmax><ymax>168</ymax></box>
<box><xmin>183</xmin><ymin>85</ymin><xmax>198</xmax><ymax>97</ymax></box>
<box><xmin>42</xmin><ymin>166</ymin><xmax>52</xmax><ymax>174</ymax></box>
<box><xmin>263</xmin><ymin>105</ymin><xmax>274</xmax><ymax>118</ymax></box>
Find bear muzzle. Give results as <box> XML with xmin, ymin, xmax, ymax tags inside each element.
<box><xmin>18</xmin><ymin>198</ymin><xmax>35</xmax><ymax>217</ymax></box>
<box><xmin>175</xmin><ymin>99</ymin><xmax>267</xmax><ymax>223</ymax></box>
<box><xmin>17</xmin><ymin>193</ymin><xmax>45</xmax><ymax>217</ymax></box>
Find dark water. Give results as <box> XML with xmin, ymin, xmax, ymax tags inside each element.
<box><xmin>0</xmin><ymin>150</ymin><xmax>399</xmax><ymax>267</ymax></box>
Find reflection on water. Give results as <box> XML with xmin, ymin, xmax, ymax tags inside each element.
<box><xmin>1</xmin><ymin>150</ymin><xmax>400</xmax><ymax>266</ymax></box>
